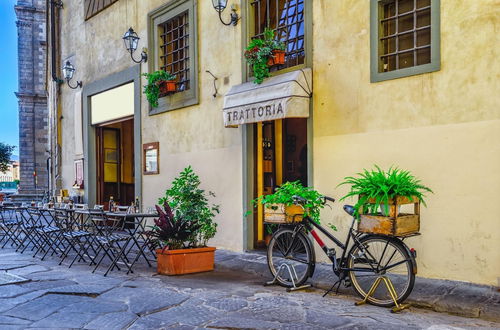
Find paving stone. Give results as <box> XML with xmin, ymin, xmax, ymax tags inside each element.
<box><xmin>59</xmin><ymin>300</ymin><xmax>128</xmax><ymax>314</ymax></box>
<box><xmin>0</xmin><ymin>315</ymin><xmax>32</xmax><ymax>325</ymax></box>
<box><xmin>280</xmin><ymin>323</ymin><xmax>325</xmax><ymax>330</ymax></box>
<box><xmin>47</xmin><ymin>284</ymin><xmax>116</xmax><ymax>296</ymax></box>
<box><xmin>18</xmin><ymin>279</ymin><xmax>77</xmax><ymax>292</ymax></box>
<box><xmin>4</xmin><ymin>294</ymin><xmax>94</xmax><ymax>321</ymax></box>
<box><xmin>0</xmin><ymin>284</ymin><xmax>31</xmax><ymax>298</ymax></box>
<box><xmin>98</xmin><ymin>287</ymin><xmax>189</xmax><ymax>315</ymax></box>
<box><xmin>207</xmin><ymin>297</ymin><xmax>248</xmax><ymax>311</ymax></box>
<box><xmin>305</xmin><ymin>310</ymin><xmax>353</xmax><ymax>328</ymax></box>
<box><xmin>7</xmin><ymin>264</ymin><xmax>48</xmax><ymax>276</ymax></box>
<box><xmin>147</xmin><ymin>305</ymin><xmax>221</xmax><ymax>326</ymax></box>
<box><xmin>29</xmin><ymin>312</ymin><xmax>97</xmax><ymax>328</ymax></box>
<box><xmin>0</xmin><ymin>290</ymin><xmax>47</xmax><ymax>313</ymax></box>
<box><xmin>127</xmin><ymin>316</ymin><xmax>177</xmax><ymax>329</ymax></box>
<box><xmin>83</xmin><ymin>311</ymin><xmax>138</xmax><ymax>330</ymax></box>
<box><xmin>232</xmin><ymin>306</ymin><xmax>305</xmax><ymax>323</ymax></box>
<box><xmin>208</xmin><ymin>317</ymin><xmax>281</xmax><ymax>329</ymax></box>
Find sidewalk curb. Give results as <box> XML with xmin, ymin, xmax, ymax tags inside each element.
<box><xmin>215</xmin><ymin>250</ymin><xmax>500</xmax><ymax>323</ymax></box>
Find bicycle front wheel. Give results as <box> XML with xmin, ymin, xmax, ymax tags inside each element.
<box><xmin>267</xmin><ymin>227</ymin><xmax>314</xmax><ymax>288</ymax></box>
<box><xmin>347</xmin><ymin>235</ymin><xmax>415</xmax><ymax>307</ymax></box>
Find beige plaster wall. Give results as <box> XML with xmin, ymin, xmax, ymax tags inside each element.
<box><xmin>311</xmin><ymin>0</ymin><xmax>500</xmax><ymax>285</ymax></box>
<box><xmin>57</xmin><ymin>0</ymin><xmax>246</xmax><ymax>251</ymax></box>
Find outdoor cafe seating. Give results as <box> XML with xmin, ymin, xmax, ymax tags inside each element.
<box><xmin>0</xmin><ymin>200</ymin><xmax>157</xmax><ymax>276</ymax></box>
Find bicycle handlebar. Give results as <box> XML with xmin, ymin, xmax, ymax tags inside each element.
<box><xmin>292</xmin><ymin>195</ymin><xmax>335</xmax><ymax>205</ymax></box>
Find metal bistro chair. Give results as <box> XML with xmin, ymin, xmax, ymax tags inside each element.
<box><xmin>56</xmin><ymin>208</ymin><xmax>97</xmax><ymax>268</ymax></box>
<box><xmin>31</xmin><ymin>206</ymin><xmax>64</xmax><ymax>259</ymax></box>
<box><xmin>90</xmin><ymin>209</ymin><xmax>132</xmax><ymax>276</ymax></box>
<box><xmin>0</xmin><ymin>203</ymin><xmax>24</xmax><ymax>248</ymax></box>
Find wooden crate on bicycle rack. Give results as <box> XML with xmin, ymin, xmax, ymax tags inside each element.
<box><xmin>264</xmin><ymin>204</ymin><xmax>304</xmax><ymax>224</ymax></box>
<box><xmin>358</xmin><ymin>196</ymin><xmax>420</xmax><ymax>237</ymax></box>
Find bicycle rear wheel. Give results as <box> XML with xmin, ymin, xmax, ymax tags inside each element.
<box><xmin>267</xmin><ymin>227</ymin><xmax>314</xmax><ymax>287</ymax></box>
<box><xmin>347</xmin><ymin>235</ymin><xmax>415</xmax><ymax>307</ymax></box>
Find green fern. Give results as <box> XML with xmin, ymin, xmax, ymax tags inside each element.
<box><xmin>338</xmin><ymin>166</ymin><xmax>433</xmax><ymax>219</ymax></box>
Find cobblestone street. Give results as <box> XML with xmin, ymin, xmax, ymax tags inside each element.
<box><xmin>0</xmin><ymin>247</ymin><xmax>499</xmax><ymax>329</ymax></box>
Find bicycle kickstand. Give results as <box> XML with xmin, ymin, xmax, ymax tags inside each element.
<box><xmin>323</xmin><ymin>279</ymin><xmax>341</xmax><ymax>297</ymax></box>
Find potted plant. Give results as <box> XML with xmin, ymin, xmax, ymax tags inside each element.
<box><xmin>152</xmin><ymin>166</ymin><xmax>219</xmax><ymax>275</ymax></box>
<box><xmin>142</xmin><ymin>70</ymin><xmax>176</xmax><ymax>108</ymax></box>
<box><xmin>338</xmin><ymin>166</ymin><xmax>433</xmax><ymax>220</ymax></box>
<box><xmin>244</xmin><ymin>28</ymin><xmax>286</xmax><ymax>84</ymax></box>
<box><xmin>252</xmin><ymin>181</ymin><xmax>325</xmax><ymax>224</ymax></box>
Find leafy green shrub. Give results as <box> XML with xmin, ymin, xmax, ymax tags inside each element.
<box><xmin>142</xmin><ymin>70</ymin><xmax>176</xmax><ymax>108</ymax></box>
<box><xmin>338</xmin><ymin>166</ymin><xmax>433</xmax><ymax>219</ymax></box>
<box><xmin>252</xmin><ymin>181</ymin><xmax>325</xmax><ymax>224</ymax></box>
<box><xmin>244</xmin><ymin>28</ymin><xmax>285</xmax><ymax>84</ymax></box>
<box><xmin>158</xmin><ymin>166</ymin><xmax>219</xmax><ymax>247</ymax></box>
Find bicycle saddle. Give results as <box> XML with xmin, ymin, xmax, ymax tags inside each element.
<box><xmin>343</xmin><ymin>205</ymin><xmax>355</xmax><ymax>216</ymax></box>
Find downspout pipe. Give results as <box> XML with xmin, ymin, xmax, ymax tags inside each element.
<box><xmin>50</xmin><ymin>0</ymin><xmax>63</xmax><ymax>83</ymax></box>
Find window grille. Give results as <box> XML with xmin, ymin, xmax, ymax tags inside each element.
<box><xmin>379</xmin><ymin>0</ymin><xmax>431</xmax><ymax>72</ymax></box>
<box><xmin>250</xmin><ymin>0</ymin><xmax>305</xmax><ymax>70</ymax></box>
<box><xmin>159</xmin><ymin>11</ymin><xmax>190</xmax><ymax>92</ymax></box>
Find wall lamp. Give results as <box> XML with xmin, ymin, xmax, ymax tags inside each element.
<box><xmin>212</xmin><ymin>0</ymin><xmax>239</xmax><ymax>26</ymax></box>
<box><xmin>62</xmin><ymin>61</ymin><xmax>82</xmax><ymax>89</ymax></box>
<box><xmin>123</xmin><ymin>27</ymin><xmax>148</xmax><ymax>63</ymax></box>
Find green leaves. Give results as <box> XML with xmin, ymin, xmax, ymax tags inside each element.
<box><xmin>0</xmin><ymin>143</ymin><xmax>15</xmax><ymax>173</ymax></box>
<box><xmin>244</xmin><ymin>28</ymin><xmax>286</xmax><ymax>84</ymax></box>
<box><xmin>158</xmin><ymin>166</ymin><xmax>219</xmax><ymax>248</ymax></box>
<box><xmin>338</xmin><ymin>165</ymin><xmax>433</xmax><ymax>219</ymax></box>
<box><xmin>142</xmin><ymin>70</ymin><xmax>176</xmax><ymax>108</ymax></box>
<box><xmin>252</xmin><ymin>181</ymin><xmax>325</xmax><ymax>224</ymax></box>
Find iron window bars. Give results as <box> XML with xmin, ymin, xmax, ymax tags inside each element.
<box><xmin>159</xmin><ymin>11</ymin><xmax>191</xmax><ymax>92</ymax></box>
<box><xmin>379</xmin><ymin>0</ymin><xmax>431</xmax><ymax>72</ymax></box>
<box><xmin>250</xmin><ymin>0</ymin><xmax>305</xmax><ymax>71</ymax></box>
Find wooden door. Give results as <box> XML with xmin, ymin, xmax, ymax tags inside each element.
<box><xmin>96</xmin><ymin>127</ymin><xmax>121</xmax><ymax>206</ymax></box>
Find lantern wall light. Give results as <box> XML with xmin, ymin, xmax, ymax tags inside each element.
<box><xmin>212</xmin><ymin>0</ymin><xmax>239</xmax><ymax>26</ymax></box>
<box><xmin>62</xmin><ymin>61</ymin><xmax>82</xmax><ymax>89</ymax></box>
<box><xmin>123</xmin><ymin>27</ymin><xmax>148</xmax><ymax>63</ymax></box>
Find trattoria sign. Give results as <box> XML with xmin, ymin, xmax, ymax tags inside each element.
<box><xmin>222</xmin><ymin>68</ymin><xmax>312</xmax><ymax>127</ymax></box>
<box><xmin>223</xmin><ymin>99</ymin><xmax>287</xmax><ymax>126</ymax></box>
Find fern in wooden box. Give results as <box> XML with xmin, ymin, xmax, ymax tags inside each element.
<box><xmin>339</xmin><ymin>166</ymin><xmax>432</xmax><ymax>237</ymax></box>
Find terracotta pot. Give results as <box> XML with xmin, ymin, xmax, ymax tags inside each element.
<box><xmin>157</xmin><ymin>80</ymin><xmax>177</xmax><ymax>94</ymax></box>
<box><xmin>267</xmin><ymin>50</ymin><xmax>286</xmax><ymax>66</ymax></box>
<box><xmin>156</xmin><ymin>246</ymin><xmax>216</xmax><ymax>275</ymax></box>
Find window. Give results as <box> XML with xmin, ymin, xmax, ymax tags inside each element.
<box><xmin>148</xmin><ymin>0</ymin><xmax>198</xmax><ymax>114</ymax></box>
<box><xmin>159</xmin><ymin>11</ymin><xmax>190</xmax><ymax>92</ymax></box>
<box><xmin>250</xmin><ymin>0</ymin><xmax>306</xmax><ymax>72</ymax></box>
<box><xmin>370</xmin><ymin>0</ymin><xmax>440</xmax><ymax>82</ymax></box>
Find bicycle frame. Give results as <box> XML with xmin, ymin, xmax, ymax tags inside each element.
<box><xmin>286</xmin><ymin>215</ymin><xmax>398</xmax><ymax>276</ymax></box>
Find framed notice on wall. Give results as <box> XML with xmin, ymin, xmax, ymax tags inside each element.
<box><xmin>143</xmin><ymin>142</ymin><xmax>159</xmax><ymax>175</ymax></box>
<box><xmin>74</xmin><ymin>159</ymin><xmax>84</xmax><ymax>188</ymax></box>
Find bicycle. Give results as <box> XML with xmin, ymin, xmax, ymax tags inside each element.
<box><xmin>266</xmin><ymin>195</ymin><xmax>417</xmax><ymax>307</ymax></box>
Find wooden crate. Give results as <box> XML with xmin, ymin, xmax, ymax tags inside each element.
<box><xmin>357</xmin><ymin>196</ymin><xmax>420</xmax><ymax>236</ymax></box>
<box><xmin>264</xmin><ymin>204</ymin><xmax>304</xmax><ymax>224</ymax></box>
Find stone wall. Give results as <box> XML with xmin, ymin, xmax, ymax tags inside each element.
<box><xmin>15</xmin><ymin>0</ymin><xmax>48</xmax><ymax>194</ymax></box>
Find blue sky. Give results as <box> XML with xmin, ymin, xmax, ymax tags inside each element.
<box><xmin>0</xmin><ymin>0</ymin><xmax>19</xmax><ymax>154</ymax></box>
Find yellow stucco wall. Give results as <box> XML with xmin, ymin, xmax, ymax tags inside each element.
<box><xmin>312</xmin><ymin>0</ymin><xmax>500</xmax><ymax>285</ymax></box>
<box><xmin>57</xmin><ymin>0</ymin><xmax>245</xmax><ymax>251</ymax></box>
<box><xmin>54</xmin><ymin>0</ymin><xmax>499</xmax><ymax>284</ymax></box>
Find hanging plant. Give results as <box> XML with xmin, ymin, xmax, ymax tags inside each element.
<box><xmin>142</xmin><ymin>70</ymin><xmax>176</xmax><ymax>108</ymax></box>
<box><xmin>244</xmin><ymin>28</ymin><xmax>286</xmax><ymax>84</ymax></box>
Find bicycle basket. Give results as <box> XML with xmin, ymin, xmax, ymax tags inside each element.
<box><xmin>264</xmin><ymin>204</ymin><xmax>304</xmax><ymax>224</ymax></box>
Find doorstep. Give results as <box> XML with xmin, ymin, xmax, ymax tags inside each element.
<box><xmin>214</xmin><ymin>249</ymin><xmax>500</xmax><ymax>323</ymax></box>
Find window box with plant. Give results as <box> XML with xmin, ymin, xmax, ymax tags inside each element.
<box><xmin>338</xmin><ymin>166</ymin><xmax>433</xmax><ymax>237</ymax></box>
<box><xmin>252</xmin><ymin>181</ymin><xmax>326</xmax><ymax>225</ymax></box>
<box><xmin>143</xmin><ymin>70</ymin><xmax>176</xmax><ymax>108</ymax></box>
<box><xmin>244</xmin><ymin>28</ymin><xmax>286</xmax><ymax>84</ymax></box>
<box><xmin>150</xmin><ymin>166</ymin><xmax>219</xmax><ymax>275</ymax></box>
